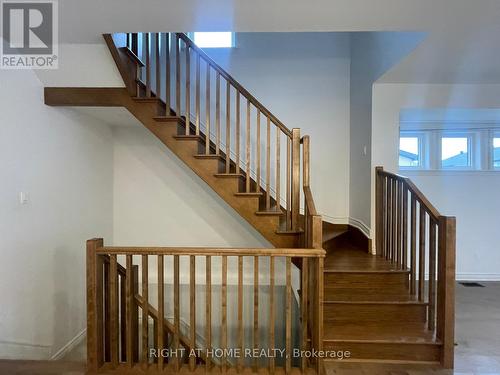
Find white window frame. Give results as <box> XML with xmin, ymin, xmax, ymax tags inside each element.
<box><xmin>439</xmin><ymin>131</ymin><xmax>474</xmax><ymax>170</ymax></box>
<box><xmin>399</xmin><ymin>131</ymin><xmax>426</xmax><ymax>170</ymax></box>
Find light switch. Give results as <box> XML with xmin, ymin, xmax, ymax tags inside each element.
<box><xmin>19</xmin><ymin>192</ymin><xmax>29</xmax><ymax>205</ymax></box>
<box><xmin>363</xmin><ymin>146</ymin><xmax>367</xmax><ymax>155</ymax></box>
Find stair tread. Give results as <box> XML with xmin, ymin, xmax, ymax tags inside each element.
<box><xmin>214</xmin><ymin>173</ymin><xmax>245</xmax><ymax>178</ymax></box>
<box><xmin>153</xmin><ymin>116</ymin><xmax>180</xmax><ymax>122</ymax></box>
<box><xmin>173</xmin><ymin>134</ymin><xmax>203</xmax><ymax>140</ymax></box>
<box><xmin>323</xmin><ymin>292</ymin><xmax>419</xmax><ymax>302</ymax></box>
<box><xmin>276</xmin><ymin>229</ymin><xmax>304</xmax><ymax>235</ymax></box>
<box><xmin>234</xmin><ymin>192</ymin><xmax>263</xmax><ymax>197</ymax></box>
<box><xmin>132</xmin><ymin>97</ymin><xmax>160</xmax><ymax>103</ymax></box>
<box><xmin>194</xmin><ymin>154</ymin><xmax>225</xmax><ymax>160</ymax></box>
<box><xmin>323</xmin><ymin>322</ymin><xmax>439</xmax><ymax>344</ymax></box>
<box><xmin>324</xmin><ymin>300</ymin><xmax>427</xmax><ymax>305</ymax></box>
<box><xmin>255</xmin><ymin>210</ymin><xmax>284</xmax><ymax>216</ymax></box>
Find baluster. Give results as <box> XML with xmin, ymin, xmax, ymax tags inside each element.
<box><xmin>237</xmin><ymin>256</ymin><xmax>244</xmax><ymax>372</ymax></box>
<box><xmin>205</xmin><ymin>63</ymin><xmax>211</xmax><ymax>154</ymax></box>
<box><xmin>275</xmin><ymin>127</ymin><xmax>281</xmax><ymax>212</ymax></box>
<box><xmin>141</xmin><ymin>255</ymin><xmax>148</xmax><ymax>368</ymax></box>
<box><xmin>392</xmin><ymin>179</ymin><xmax>398</xmax><ymax>262</ymax></box>
<box><xmin>155</xmin><ymin>33</ymin><xmax>161</xmax><ymax>100</ymax></box>
<box><xmin>301</xmin><ymin>258</ymin><xmax>309</xmax><ymax>371</ymax></box>
<box><xmin>285</xmin><ymin>137</ymin><xmax>292</xmax><ymax>230</ymax></box>
<box><xmin>175</xmin><ymin>35</ymin><xmax>180</xmax><ymax>116</ymax></box>
<box><xmin>428</xmin><ymin>220</ymin><xmax>437</xmax><ymax>331</ymax></box>
<box><xmin>205</xmin><ymin>256</ymin><xmax>212</xmax><ymax>370</ymax></box>
<box><xmin>410</xmin><ymin>196</ymin><xmax>417</xmax><ymax>294</ymax></box>
<box><xmin>402</xmin><ymin>183</ymin><xmax>408</xmax><ymax>270</ymax></box>
<box><xmin>145</xmin><ymin>33</ymin><xmax>151</xmax><ymax>98</ymax></box>
<box><xmin>253</xmin><ymin>256</ymin><xmax>259</xmax><ymax>372</ymax></box>
<box><xmin>256</xmin><ymin>110</ymin><xmax>261</xmax><ymax>193</ymax></box>
<box><xmin>221</xmin><ymin>256</ymin><xmax>228</xmax><ymax>373</ymax></box>
<box><xmin>196</xmin><ymin>53</ymin><xmax>200</xmax><ymax>135</ymax></box>
<box><xmin>120</xmin><ymin>273</ymin><xmax>126</xmax><ymax>362</ymax></box>
<box><xmin>269</xmin><ymin>256</ymin><xmax>275</xmax><ymax>374</ymax></box>
<box><xmin>189</xmin><ymin>255</ymin><xmax>196</xmax><ymax>371</ymax></box>
<box><xmin>419</xmin><ymin>206</ymin><xmax>426</xmax><ymax>301</ymax></box>
<box><xmin>104</xmin><ymin>261</ymin><xmax>110</xmax><ymax>362</ymax></box>
<box><xmin>285</xmin><ymin>257</ymin><xmax>292</xmax><ymax>374</ymax></box>
<box><xmin>382</xmin><ymin>176</ymin><xmax>387</xmax><ymax>258</ymax></box>
<box><xmin>375</xmin><ymin>168</ymin><xmax>383</xmax><ymax>256</ymax></box>
<box><xmin>126</xmin><ymin>256</ymin><xmax>134</xmax><ymax>366</ymax></box>
<box><xmin>386</xmin><ymin>178</ymin><xmax>393</xmax><ymax>260</ymax></box>
<box><xmin>236</xmin><ymin>91</ymin><xmax>241</xmax><ymax>174</ymax></box>
<box><xmin>266</xmin><ymin>118</ymin><xmax>271</xmax><ymax>210</ymax></box>
<box><xmin>216</xmin><ymin>73</ymin><xmax>221</xmax><ymax>155</ymax></box>
<box><xmin>396</xmin><ymin>180</ymin><xmax>402</xmax><ymax>266</ymax></box>
<box><xmin>185</xmin><ymin>46</ymin><xmax>191</xmax><ymax>135</ymax></box>
<box><xmin>291</xmin><ymin>129</ymin><xmax>301</xmax><ymax>231</ymax></box>
<box><xmin>132</xmin><ymin>266</ymin><xmax>139</xmax><ymax>363</ymax></box>
<box><xmin>165</xmin><ymin>33</ymin><xmax>171</xmax><ymax>113</ymax></box>
<box><xmin>131</xmin><ymin>33</ymin><xmax>138</xmax><ymax>56</ymax></box>
<box><xmin>110</xmin><ymin>255</ymin><xmax>119</xmax><ymax>367</ymax></box>
<box><xmin>225</xmin><ymin>82</ymin><xmax>231</xmax><ymax>173</ymax></box>
<box><xmin>173</xmin><ymin>255</ymin><xmax>180</xmax><ymax>371</ymax></box>
<box><xmin>246</xmin><ymin>100</ymin><xmax>251</xmax><ymax>192</ymax></box>
<box><xmin>157</xmin><ymin>255</ymin><xmax>164</xmax><ymax>370</ymax></box>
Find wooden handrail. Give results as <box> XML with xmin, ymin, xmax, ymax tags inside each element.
<box><xmin>304</xmin><ymin>186</ymin><xmax>317</xmax><ymax>216</ymax></box>
<box><xmin>177</xmin><ymin>33</ymin><xmax>292</xmax><ymax>138</ymax></box>
<box><xmin>96</xmin><ymin>246</ymin><xmax>325</xmax><ymax>257</ymax></box>
<box><xmin>375</xmin><ymin>166</ymin><xmax>456</xmax><ymax>368</ymax></box>
<box><xmin>377</xmin><ymin>168</ymin><xmax>441</xmax><ymax>220</ymax></box>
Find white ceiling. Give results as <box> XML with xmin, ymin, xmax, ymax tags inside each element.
<box><xmin>51</xmin><ymin>0</ymin><xmax>500</xmax><ymax>83</ymax></box>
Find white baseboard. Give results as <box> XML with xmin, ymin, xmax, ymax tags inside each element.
<box><xmin>0</xmin><ymin>340</ymin><xmax>51</xmax><ymax>360</ymax></box>
<box><xmin>321</xmin><ymin>215</ymin><xmax>349</xmax><ymax>225</ymax></box>
<box><xmin>348</xmin><ymin>217</ymin><xmax>371</xmax><ymax>238</ymax></box>
<box><xmin>456</xmin><ymin>274</ymin><xmax>500</xmax><ymax>281</ymax></box>
<box><xmin>50</xmin><ymin>328</ymin><xmax>86</xmax><ymax>360</ymax></box>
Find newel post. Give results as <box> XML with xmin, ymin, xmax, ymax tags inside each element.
<box><xmin>437</xmin><ymin>216</ymin><xmax>456</xmax><ymax>368</ymax></box>
<box><xmin>375</xmin><ymin>166</ymin><xmax>384</xmax><ymax>256</ymax></box>
<box><xmin>291</xmin><ymin>128</ymin><xmax>301</xmax><ymax>231</ymax></box>
<box><xmin>87</xmin><ymin>238</ymin><xmax>104</xmax><ymax>371</ymax></box>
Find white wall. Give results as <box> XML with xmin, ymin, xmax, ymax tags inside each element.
<box><xmin>0</xmin><ymin>70</ymin><xmax>114</xmax><ymax>359</ymax></box>
<box><xmin>371</xmin><ymin>83</ymin><xmax>500</xmax><ymax>279</ymax></box>
<box><xmin>112</xmin><ymin>125</ymin><xmax>271</xmax><ymax>248</ymax></box>
<box><xmin>349</xmin><ymin>32</ymin><xmax>424</xmax><ymax>234</ymax></box>
<box><xmin>203</xmin><ymin>32</ymin><xmax>351</xmax><ymax>224</ymax></box>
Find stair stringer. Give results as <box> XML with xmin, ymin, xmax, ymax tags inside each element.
<box><xmin>121</xmin><ymin>97</ymin><xmax>300</xmax><ymax>248</ymax></box>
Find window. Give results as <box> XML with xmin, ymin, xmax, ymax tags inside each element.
<box><xmin>399</xmin><ymin>136</ymin><xmax>421</xmax><ymax>167</ymax></box>
<box><xmin>493</xmin><ymin>135</ymin><xmax>500</xmax><ymax>168</ymax></box>
<box><xmin>441</xmin><ymin>136</ymin><xmax>471</xmax><ymax>168</ymax></box>
<box><xmin>192</xmin><ymin>32</ymin><xmax>234</xmax><ymax>48</ymax></box>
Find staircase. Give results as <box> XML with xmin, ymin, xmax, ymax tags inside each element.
<box><xmin>44</xmin><ymin>32</ymin><xmax>456</xmax><ymax>374</ymax></box>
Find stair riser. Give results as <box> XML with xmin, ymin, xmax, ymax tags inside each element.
<box><xmin>322</xmin><ymin>341</ymin><xmax>441</xmax><ymax>362</ymax></box>
<box><xmin>324</xmin><ymin>272</ymin><xmax>409</xmax><ymax>288</ymax></box>
<box><xmin>324</xmin><ymin>303</ymin><xmax>427</xmax><ymax>322</ymax></box>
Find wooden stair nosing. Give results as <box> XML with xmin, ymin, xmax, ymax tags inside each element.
<box><xmin>255</xmin><ymin>210</ymin><xmax>284</xmax><ymax>216</ymax></box>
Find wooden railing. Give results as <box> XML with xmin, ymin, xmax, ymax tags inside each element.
<box><xmin>117</xmin><ymin>32</ymin><xmax>304</xmax><ymax>232</ymax></box>
<box><xmin>375</xmin><ymin>166</ymin><xmax>456</xmax><ymax>368</ymax></box>
<box><xmin>87</xmin><ymin>239</ymin><xmax>325</xmax><ymax>374</ymax></box>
